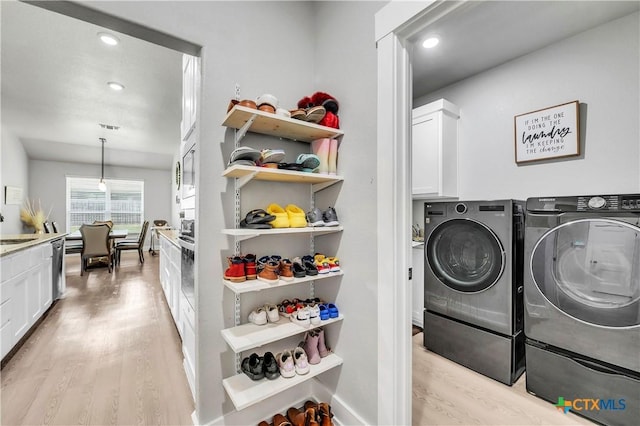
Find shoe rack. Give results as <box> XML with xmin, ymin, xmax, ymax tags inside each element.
<box><xmin>220</xmin><ymin>103</ymin><xmax>345</xmax><ymax>412</ymax></box>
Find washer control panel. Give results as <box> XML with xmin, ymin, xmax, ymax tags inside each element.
<box><xmin>528</xmin><ymin>194</ymin><xmax>640</xmax><ymax>212</ymax></box>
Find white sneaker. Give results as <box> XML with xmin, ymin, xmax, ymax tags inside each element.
<box><xmin>308</xmin><ymin>304</ymin><xmax>321</xmax><ymax>325</ymax></box>
<box><xmin>264</xmin><ymin>303</ymin><xmax>280</xmax><ymax>323</ymax></box>
<box><xmin>290</xmin><ymin>306</ymin><xmax>310</xmax><ymax>328</ymax></box>
<box><xmin>293</xmin><ymin>347</ymin><xmax>310</xmax><ymax>375</ymax></box>
<box><xmin>248</xmin><ymin>307</ymin><xmax>267</xmax><ymax>325</ymax></box>
<box><xmin>276</xmin><ymin>350</ymin><xmax>296</xmax><ymax>378</ymax></box>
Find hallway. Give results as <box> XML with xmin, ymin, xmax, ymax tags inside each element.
<box><xmin>1</xmin><ymin>252</ymin><xmax>194</xmax><ymax>425</ymax></box>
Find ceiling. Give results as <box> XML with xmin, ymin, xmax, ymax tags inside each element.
<box><xmin>409</xmin><ymin>1</ymin><xmax>640</xmax><ymax>99</ymax></box>
<box><xmin>2</xmin><ymin>1</ymin><xmax>638</xmax><ymax>171</ymax></box>
<box><xmin>1</xmin><ymin>1</ymin><xmax>183</xmax><ymax>170</ymax></box>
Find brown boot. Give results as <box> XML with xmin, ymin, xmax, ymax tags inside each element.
<box><xmin>287</xmin><ymin>407</ymin><xmax>304</xmax><ymax>426</ymax></box>
<box><xmin>273</xmin><ymin>413</ymin><xmax>291</xmax><ymax>426</ymax></box>
<box><xmin>279</xmin><ymin>258</ymin><xmax>294</xmax><ymax>282</ymax></box>
<box><xmin>258</xmin><ymin>260</ymin><xmax>279</xmax><ymax>284</ymax></box>
<box><xmin>258</xmin><ymin>421</ymin><xmax>270</xmax><ymax>426</ymax></box>
<box><xmin>317</xmin><ymin>403</ymin><xmax>334</xmax><ymax>426</ymax></box>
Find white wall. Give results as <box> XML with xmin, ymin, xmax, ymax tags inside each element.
<box><xmin>28</xmin><ymin>159</ymin><xmax>172</xmax><ymax>236</ymax></box>
<box><xmin>414</xmin><ymin>11</ymin><xmax>640</xmax><ymax>201</ymax></box>
<box><xmin>0</xmin><ymin>128</ymin><xmax>29</xmax><ymax>234</ymax></box>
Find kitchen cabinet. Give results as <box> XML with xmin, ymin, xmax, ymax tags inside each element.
<box><xmin>181</xmin><ymin>54</ymin><xmax>198</xmax><ymax>141</ymax></box>
<box><xmin>411</xmin><ymin>98</ymin><xmax>460</xmax><ymax>199</ymax></box>
<box><xmin>159</xmin><ymin>233</ymin><xmax>182</xmax><ymax>334</ymax></box>
<box><xmin>0</xmin><ymin>242</ymin><xmax>54</xmax><ymax>360</ymax></box>
<box><xmin>220</xmin><ymin>105</ymin><xmax>344</xmax><ymax>411</ymax></box>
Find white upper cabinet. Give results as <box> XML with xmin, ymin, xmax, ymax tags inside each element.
<box><xmin>411</xmin><ymin>98</ymin><xmax>460</xmax><ymax>199</ymax></box>
<box><xmin>181</xmin><ymin>54</ymin><xmax>198</xmax><ymax>141</ymax></box>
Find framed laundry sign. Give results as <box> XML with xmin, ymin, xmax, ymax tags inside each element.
<box><xmin>4</xmin><ymin>185</ymin><xmax>23</xmax><ymax>205</ymax></box>
<box><xmin>514</xmin><ymin>100</ymin><xmax>579</xmax><ymax>164</ymax></box>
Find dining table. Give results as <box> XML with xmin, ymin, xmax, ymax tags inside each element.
<box><xmin>66</xmin><ymin>229</ymin><xmax>129</xmax><ymax>241</ymax></box>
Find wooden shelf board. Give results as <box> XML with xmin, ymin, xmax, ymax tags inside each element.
<box><xmin>222</xmin><ymin>353</ymin><xmax>343</xmax><ymax>411</ymax></box>
<box><xmin>221</xmin><ymin>315</ymin><xmax>344</xmax><ymax>353</ymax></box>
<box><xmin>222</xmin><ymin>105</ymin><xmax>344</xmax><ymax>143</ymax></box>
<box><xmin>221</xmin><ymin>226</ymin><xmax>343</xmax><ymax>239</ymax></box>
<box><xmin>223</xmin><ymin>270</ymin><xmax>344</xmax><ymax>294</ymax></box>
<box><xmin>223</xmin><ymin>165</ymin><xmax>343</xmax><ymax>185</ymax></box>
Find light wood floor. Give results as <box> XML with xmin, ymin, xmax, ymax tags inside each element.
<box><xmin>1</xmin><ymin>252</ymin><xmax>194</xmax><ymax>425</ymax></box>
<box><xmin>412</xmin><ymin>332</ymin><xmax>594</xmax><ymax>425</ymax></box>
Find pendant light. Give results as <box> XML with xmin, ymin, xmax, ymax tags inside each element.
<box><xmin>98</xmin><ymin>138</ymin><xmax>107</xmax><ymax>192</ymax></box>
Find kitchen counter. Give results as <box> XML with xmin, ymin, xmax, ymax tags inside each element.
<box><xmin>157</xmin><ymin>229</ymin><xmax>180</xmax><ymax>248</ymax></box>
<box><xmin>1</xmin><ymin>233</ymin><xmax>68</xmax><ymax>257</ymax></box>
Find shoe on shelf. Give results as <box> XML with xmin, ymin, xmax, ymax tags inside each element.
<box><xmin>290</xmin><ymin>306</ymin><xmax>311</xmax><ymax>328</ymax></box>
<box><xmin>314</xmin><ymin>254</ymin><xmax>331</xmax><ymax>275</ymax></box>
<box><xmin>319</xmin><ymin>304</ymin><xmax>330</xmax><ymax>321</ymax></box>
<box><xmin>279</xmin><ymin>258</ymin><xmax>295</xmax><ymax>282</ymax></box>
<box><xmin>285</xmin><ymin>204</ymin><xmax>308</xmax><ymax>228</ymax></box>
<box><xmin>248</xmin><ymin>307</ymin><xmax>268</xmax><ymax>325</ymax></box>
<box><xmin>276</xmin><ymin>350</ymin><xmax>296</xmax><ymax>378</ymax></box>
<box><xmin>325</xmin><ymin>256</ymin><xmax>340</xmax><ymax>272</ymax></box>
<box><xmin>243</xmin><ymin>254</ymin><xmax>257</xmax><ymax>279</ymax></box>
<box><xmin>223</xmin><ymin>256</ymin><xmax>246</xmax><ymax>283</ymax></box>
<box><xmin>257</xmin><ymin>260</ymin><xmax>280</xmax><ymax>284</ymax></box>
<box><xmin>304</xmin><ymin>400</ymin><xmax>334</xmax><ymax>426</ymax></box>
<box><xmin>259</xmin><ymin>148</ymin><xmax>286</xmax><ymax>164</ymax></box>
<box><xmin>308</xmin><ymin>304</ymin><xmax>321</xmax><ymax>325</ymax></box>
<box><xmin>317</xmin><ymin>328</ymin><xmax>330</xmax><ymax>358</ymax></box>
<box><xmin>296</xmin><ymin>153</ymin><xmax>321</xmax><ymax>172</ymax></box>
<box><xmin>292</xmin><ymin>259</ymin><xmax>306</xmax><ymax>278</ymax></box>
<box><xmin>228</xmin><ymin>146</ymin><xmax>261</xmax><ymax>166</ymax></box>
<box><xmin>264</xmin><ymin>303</ymin><xmax>280</xmax><ymax>323</ymax></box>
<box><xmin>266</xmin><ymin>203</ymin><xmax>290</xmax><ymax>228</ymax></box>
<box><xmin>273</xmin><ymin>413</ymin><xmax>291</xmax><ymax>426</ymax></box>
<box><xmin>263</xmin><ymin>351</ymin><xmax>280</xmax><ymax>380</ymax></box>
<box><xmin>306</xmin><ymin>207</ymin><xmax>325</xmax><ymax>227</ymax></box>
<box><xmin>278</xmin><ymin>299</ymin><xmax>298</xmax><ymax>317</ymax></box>
<box><xmin>240</xmin><ymin>209</ymin><xmax>275</xmax><ymax>229</ymax></box>
<box><xmin>301</xmin><ymin>329</ymin><xmax>321</xmax><ymax>364</ymax></box>
<box><xmin>292</xmin><ymin>347</ymin><xmax>311</xmax><ymax>375</ymax></box>
<box><xmin>241</xmin><ymin>353</ymin><xmax>264</xmax><ymax>380</ymax></box>
<box><xmin>322</xmin><ymin>207</ymin><xmax>340</xmax><ymax>226</ymax></box>
<box><xmin>327</xmin><ymin>303</ymin><xmax>339</xmax><ymax>318</ymax></box>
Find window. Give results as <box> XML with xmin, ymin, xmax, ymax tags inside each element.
<box><xmin>66</xmin><ymin>177</ymin><xmax>144</xmax><ymax>234</ymax></box>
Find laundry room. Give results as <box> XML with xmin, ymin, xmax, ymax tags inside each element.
<box><xmin>409</xmin><ymin>3</ymin><xmax>639</xmax><ymax>425</ymax></box>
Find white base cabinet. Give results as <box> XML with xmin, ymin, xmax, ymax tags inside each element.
<box><xmin>1</xmin><ymin>242</ymin><xmax>54</xmax><ymax>360</ymax></box>
<box><xmin>412</xmin><ymin>98</ymin><xmax>460</xmax><ymax>199</ymax></box>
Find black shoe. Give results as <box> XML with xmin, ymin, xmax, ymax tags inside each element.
<box><xmin>241</xmin><ymin>353</ymin><xmax>265</xmax><ymax>380</ymax></box>
<box><xmin>263</xmin><ymin>351</ymin><xmax>280</xmax><ymax>380</ymax></box>
<box><xmin>292</xmin><ymin>261</ymin><xmax>306</xmax><ymax>278</ymax></box>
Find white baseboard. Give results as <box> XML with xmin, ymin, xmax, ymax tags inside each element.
<box><xmin>311</xmin><ymin>380</ymin><xmax>369</xmax><ymax>425</ymax></box>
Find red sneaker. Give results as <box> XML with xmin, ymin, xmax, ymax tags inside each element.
<box><xmin>224</xmin><ymin>256</ymin><xmax>246</xmax><ymax>282</ymax></box>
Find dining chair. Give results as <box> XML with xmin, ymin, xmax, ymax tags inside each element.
<box><xmin>93</xmin><ymin>220</ymin><xmax>114</xmax><ymax>229</ymax></box>
<box><xmin>43</xmin><ymin>221</ymin><xmax>51</xmax><ymax>233</ymax></box>
<box><xmin>115</xmin><ymin>220</ymin><xmax>150</xmax><ymax>265</ymax></box>
<box><xmin>80</xmin><ymin>223</ymin><xmax>113</xmax><ymax>275</ymax></box>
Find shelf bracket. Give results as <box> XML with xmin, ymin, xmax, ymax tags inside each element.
<box><xmin>312</xmin><ymin>179</ymin><xmax>339</xmax><ymax>193</ymax></box>
<box><xmin>235</xmin><ymin>113</ymin><xmax>258</xmax><ymax>144</ymax></box>
<box><xmin>237</xmin><ymin>171</ymin><xmax>258</xmax><ymax>189</ymax></box>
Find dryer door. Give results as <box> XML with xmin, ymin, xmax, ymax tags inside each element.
<box><xmin>530</xmin><ymin>218</ymin><xmax>640</xmax><ymax>328</ymax></box>
<box><xmin>426</xmin><ymin>218</ymin><xmax>505</xmax><ymax>293</ymax></box>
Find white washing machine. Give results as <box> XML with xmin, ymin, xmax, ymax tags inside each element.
<box><xmin>524</xmin><ymin>194</ymin><xmax>640</xmax><ymax>426</ymax></box>
<box><xmin>424</xmin><ymin>199</ymin><xmax>525</xmax><ymax>385</ymax></box>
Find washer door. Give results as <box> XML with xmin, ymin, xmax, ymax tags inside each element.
<box><xmin>530</xmin><ymin>218</ymin><xmax>640</xmax><ymax>327</ymax></box>
<box><xmin>426</xmin><ymin>218</ymin><xmax>505</xmax><ymax>293</ymax></box>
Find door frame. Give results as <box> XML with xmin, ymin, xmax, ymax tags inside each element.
<box><xmin>375</xmin><ymin>1</ymin><xmax>467</xmax><ymax>424</ymax></box>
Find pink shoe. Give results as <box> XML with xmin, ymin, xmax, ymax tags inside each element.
<box><xmin>302</xmin><ymin>330</ymin><xmax>321</xmax><ymax>365</ymax></box>
<box><xmin>317</xmin><ymin>327</ymin><xmax>330</xmax><ymax>357</ymax></box>
<box><xmin>293</xmin><ymin>347</ymin><xmax>310</xmax><ymax>375</ymax></box>
<box><xmin>311</xmin><ymin>138</ymin><xmax>330</xmax><ymax>174</ymax></box>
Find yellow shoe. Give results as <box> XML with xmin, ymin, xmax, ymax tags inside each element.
<box><xmin>285</xmin><ymin>204</ymin><xmax>308</xmax><ymax>228</ymax></box>
<box><xmin>266</xmin><ymin>203</ymin><xmax>290</xmax><ymax>228</ymax></box>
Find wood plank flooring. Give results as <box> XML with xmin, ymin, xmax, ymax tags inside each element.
<box><xmin>1</xmin><ymin>252</ymin><xmax>194</xmax><ymax>425</ymax></box>
<box><xmin>412</xmin><ymin>332</ymin><xmax>594</xmax><ymax>425</ymax></box>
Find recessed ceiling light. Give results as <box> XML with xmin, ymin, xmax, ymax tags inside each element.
<box><xmin>107</xmin><ymin>81</ymin><xmax>125</xmax><ymax>91</ymax></box>
<box><xmin>422</xmin><ymin>36</ymin><xmax>440</xmax><ymax>49</ymax></box>
<box><xmin>98</xmin><ymin>32</ymin><xmax>119</xmax><ymax>46</ymax></box>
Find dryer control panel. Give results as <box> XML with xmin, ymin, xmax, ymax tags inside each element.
<box><xmin>527</xmin><ymin>194</ymin><xmax>640</xmax><ymax>212</ymax></box>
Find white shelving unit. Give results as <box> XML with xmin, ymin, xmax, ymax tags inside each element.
<box><xmin>223</xmin><ymin>270</ymin><xmax>344</xmax><ymax>294</ymax></box>
<box><xmin>221</xmin><ymin>100</ymin><xmax>344</xmax><ymax>412</ymax></box>
<box><xmin>221</xmin><ymin>315</ymin><xmax>345</xmax><ymax>353</ymax></box>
